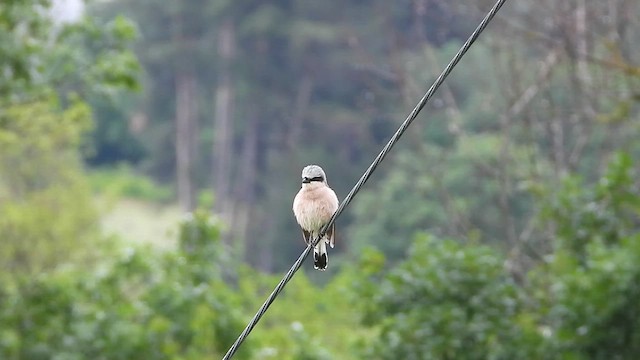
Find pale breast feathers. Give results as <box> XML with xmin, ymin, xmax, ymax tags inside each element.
<box><xmin>293</xmin><ymin>186</ymin><xmax>338</xmax><ymax>232</ymax></box>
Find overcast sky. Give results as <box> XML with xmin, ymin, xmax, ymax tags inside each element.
<box><xmin>51</xmin><ymin>0</ymin><xmax>84</xmax><ymax>23</ymax></box>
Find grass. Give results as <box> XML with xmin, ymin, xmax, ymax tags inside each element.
<box><xmin>98</xmin><ymin>197</ymin><xmax>182</xmax><ymax>249</ymax></box>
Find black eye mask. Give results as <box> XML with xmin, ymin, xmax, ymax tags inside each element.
<box><xmin>302</xmin><ymin>176</ymin><xmax>324</xmax><ymax>183</ymax></box>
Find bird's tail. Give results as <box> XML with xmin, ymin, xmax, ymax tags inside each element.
<box><xmin>313</xmin><ymin>238</ymin><xmax>328</xmax><ymax>270</ymax></box>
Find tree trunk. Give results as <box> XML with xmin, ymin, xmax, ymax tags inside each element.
<box><xmin>212</xmin><ymin>19</ymin><xmax>236</xmax><ymax>223</ymax></box>
<box><xmin>568</xmin><ymin>0</ymin><xmax>595</xmax><ymax>169</ymax></box>
<box><xmin>288</xmin><ymin>75</ymin><xmax>313</xmax><ymax>152</ymax></box>
<box><xmin>175</xmin><ymin>74</ymin><xmax>197</xmax><ymax>211</ymax></box>
<box><xmin>173</xmin><ymin>9</ymin><xmax>197</xmax><ymax>212</ymax></box>
<box><xmin>236</xmin><ymin>118</ymin><xmax>258</xmax><ymax>263</ymax></box>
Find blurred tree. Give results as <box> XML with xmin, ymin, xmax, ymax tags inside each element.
<box><xmin>360</xmin><ymin>235</ymin><xmax>544</xmax><ymax>359</ymax></box>
<box><xmin>540</xmin><ymin>152</ymin><xmax>640</xmax><ymax>257</ymax></box>
<box><xmin>0</xmin><ymin>209</ymin><xmax>377</xmax><ymax>359</ymax></box>
<box><xmin>0</xmin><ymin>0</ymin><xmax>140</xmax><ymax>277</ymax></box>
<box><xmin>0</xmin><ymin>0</ymin><xmax>54</xmax><ymax>99</ymax></box>
<box><xmin>236</xmin><ymin>266</ymin><xmax>365</xmax><ymax>359</ymax></box>
<box><xmin>537</xmin><ymin>237</ymin><xmax>640</xmax><ymax>359</ymax></box>
<box><xmin>88</xmin><ymin>0</ymin><xmax>640</xmax><ymax>273</ymax></box>
<box><xmin>86</xmin><ymin>0</ymin><xmax>480</xmax><ymax>270</ymax></box>
<box><xmin>0</xmin><ymin>211</ymin><xmax>253</xmax><ymax>359</ymax></box>
<box><xmin>45</xmin><ymin>15</ymin><xmax>140</xmax><ymax>101</ymax></box>
<box><xmin>0</xmin><ymin>0</ymin><xmax>138</xmax><ymax>103</ymax></box>
<box><xmin>1</xmin><ymin>0</ymin><xmax>141</xmax><ymax>169</ymax></box>
<box><xmin>533</xmin><ymin>152</ymin><xmax>640</xmax><ymax>358</ymax></box>
<box><xmin>85</xmin><ymin>94</ymin><xmax>146</xmax><ymax>166</ymax></box>
<box><xmin>348</xmin><ymin>130</ymin><xmax>542</xmax><ymax>262</ymax></box>
<box><xmin>349</xmin><ymin>0</ymin><xmax>640</xmax><ymax>267</ymax></box>
<box><xmin>55</xmin><ymin>15</ymin><xmax>142</xmax><ymax>165</ymax></box>
<box><xmin>358</xmin><ymin>154</ymin><xmax>640</xmax><ymax>358</ymax></box>
<box><xmin>0</xmin><ymin>98</ymin><xmax>97</xmax><ymax>278</ymax></box>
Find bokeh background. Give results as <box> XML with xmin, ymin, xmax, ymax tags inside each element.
<box><xmin>2</xmin><ymin>0</ymin><xmax>640</xmax><ymax>358</ymax></box>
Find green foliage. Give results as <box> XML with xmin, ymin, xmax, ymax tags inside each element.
<box><xmin>47</xmin><ymin>15</ymin><xmax>140</xmax><ymax>99</ymax></box>
<box><xmin>0</xmin><ymin>210</ymin><xmax>367</xmax><ymax>360</ymax></box>
<box><xmin>2</xmin><ymin>153</ymin><xmax>640</xmax><ymax>359</ymax></box>
<box><xmin>86</xmin><ymin>0</ymin><xmax>640</xmax><ymax>274</ymax></box>
<box><xmin>0</xmin><ymin>0</ymin><xmax>52</xmax><ymax>98</ymax></box>
<box><xmin>539</xmin><ymin>237</ymin><xmax>640</xmax><ymax>359</ymax></box>
<box><xmin>0</xmin><ymin>210</ymin><xmax>252</xmax><ymax>360</ymax></box>
<box><xmin>3</xmin><ymin>1</ymin><xmax>640</xmax><ymax>359</ymax></box>
<box><xmin>356</xmin><ymin>154</ymin><xmax>640</xmax><ymax>359</ymax></box>
<box><xmin>89</xmin><ymin>165</ymin><xmax>173</xmax><ymax>203</ymax></box>
<box><xmin>348</xmin><ymin>148</ymin><xmax>444</xmax><ymax>260</ymax></box>
<box><xmin>361</xmin><ymin>235</ymin><xmax>543</xmax><ymax>359</ymax></box>
<box><xmin>1</xmin><ymin>0</ymin><xmax>141</xmax><ymax>166</ymax></box>
<box><xmin>349</xmin><ymin>133</ymin><xmax>539</xmax><ymax>260</ymax></box>
<box><xmin>0</xmin><ymin>0</ymin><xmax>139</xmax><ymax>102</ymax></box>
<box><xmin>85</xmin><ymin>94</ymin><xmax>146</xmax><ymax>165</ymax></box>
<box><xmin>532</xmin><ymin>153</ymin><xmax>640</xmax><ymax>359</ymax></box>
<box><xmin>0</xmin><ymin>0</ymin><xmax>142</xmax><ymax>279</ymax></box>
<box><xmin>234</xmin><ymin>264</ymin><xmax>369</xmax><ymax>359</ymax></box>
<box><xmin>0</xmin><ymin>98</ymin><xmax>98</xmax><ymax>277</ymax></box>
<box><xmin>541</xmin><ymin>152</ymin><xmax>640</xmax><ymax>256</ymax></box>
<box><xmin>51</xmin><ymin>15</ymin><xmax>142</xmax><ymax>164</ymax></box>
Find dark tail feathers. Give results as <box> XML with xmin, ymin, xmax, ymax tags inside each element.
<box><xmin>313</xmin><ymin>240</ymin><xmax>328</xmax><ymax>270</ymax></box>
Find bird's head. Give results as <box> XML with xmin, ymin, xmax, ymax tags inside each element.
<box><xmin>301</xmin><ymin>164</ymin><xmax>327</xmax><ymax>186</ymax></box>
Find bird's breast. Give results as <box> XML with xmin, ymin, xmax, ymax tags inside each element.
<box><xmin>293</xmin><ymin>186</ymin><xmax>339</xmax><ymax>232</ymax></box>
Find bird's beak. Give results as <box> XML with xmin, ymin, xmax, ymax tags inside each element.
<box><xmin>302</xmin><ymin>177</ymin><xmax>311</xmax><ymax>183</ymax></box>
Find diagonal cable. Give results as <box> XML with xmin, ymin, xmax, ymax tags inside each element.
<box><xmin>222</xmin><ymin>0</ymin><xmax>508</xmax><ymax>358</ymax></box>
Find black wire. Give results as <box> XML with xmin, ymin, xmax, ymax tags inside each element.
<box><xmin>222</xmin><ymin>0</ymin><xmax>508</xmax><ymax>358</ymax></box>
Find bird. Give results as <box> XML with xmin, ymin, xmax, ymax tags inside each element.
<box><xmin>292</xmin><ymin>165</ymin><xmax>339</xmax><ymax>270</ymax></box>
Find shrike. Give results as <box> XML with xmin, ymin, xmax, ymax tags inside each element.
<box><xmin>293</xmin><ymin>165</ymin><xmax>339</xmax><ymax>270</ymax></box>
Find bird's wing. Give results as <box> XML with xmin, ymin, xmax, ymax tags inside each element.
<box><xmin>328</xmin><ymin>222</ymin><xmax>335</xmax><ymax>248</ymax></box>
<box><xmin>301</xmin><ymin>228</ymin><xmax>311</xmax><ymax>245</ymax></box>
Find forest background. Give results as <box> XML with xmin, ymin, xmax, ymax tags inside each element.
<box><xmin>2</xmin><ymin>0</ymin><xmax>640</xmax><ymax>358</ymax></box>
